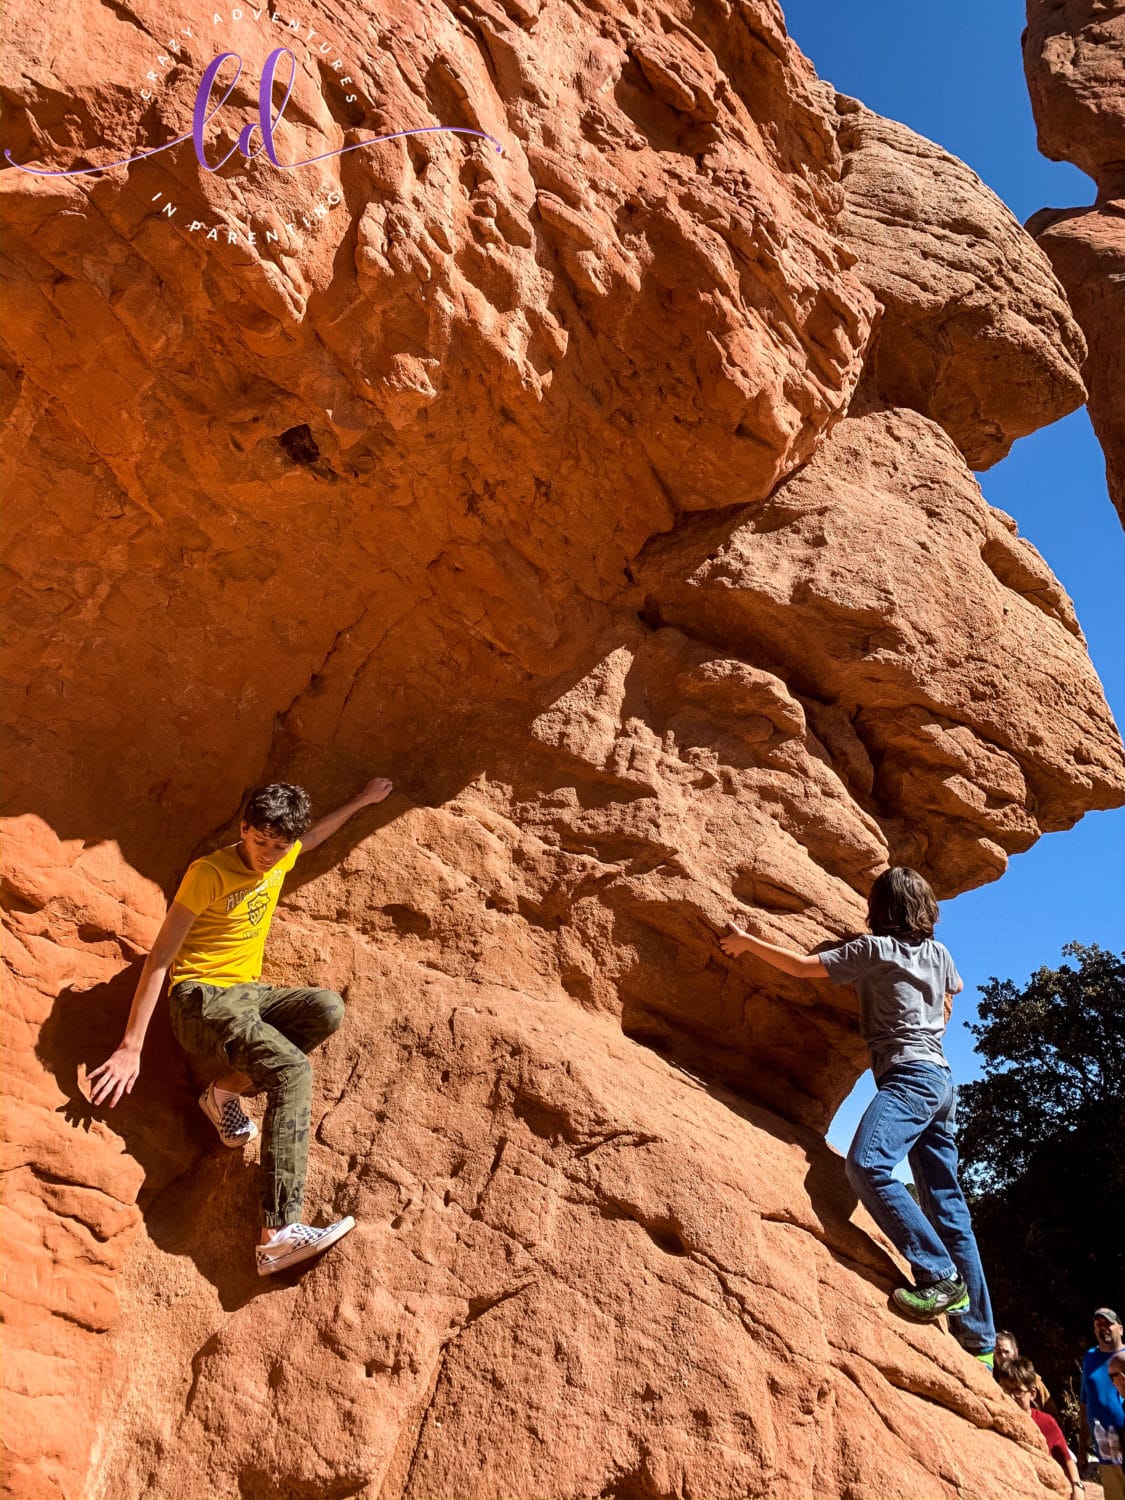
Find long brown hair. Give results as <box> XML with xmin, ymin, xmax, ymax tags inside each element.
<box><xmin>867</xmin><ymin>867</ymin><xmax>938</xmax><ymax>941</ymax></box>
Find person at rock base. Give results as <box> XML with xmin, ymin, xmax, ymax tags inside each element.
<box><xmin>994</xmin><ymin>1329</ymin><xmax>1062</xmax><ymax>1421</ymax></box>
<box><xmin>1080</xmin><ymin>1308</ymin><xmax>1125</xmax><ymax>1500</ymax></box>
<box><xmin>996</xmin><ymin>1356</ymin><xmax>1085</xmax><ymax>1498</ymax></box>
<box><xmin>720</xmin><ymin>865</ymin><xmax>995</xmax><ymax>1364</ymax></box>
<box><xmin>88</xmin><ymin>778</ymin><xmax>393</xmax><ymax>1276</ymax></box>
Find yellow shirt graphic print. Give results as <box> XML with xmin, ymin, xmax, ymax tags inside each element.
<box><xmin>169</xmin><ymin>841</ymin><xmax>302</xmax><ymax>989</ymax></box>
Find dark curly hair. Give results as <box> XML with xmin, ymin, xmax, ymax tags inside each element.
<box><xmin>241</xmin><ymin>783</ymin><xmax>312</xmax><ymax>840</ymax></box>
<box><xmin>867</xmin><ymin>866</ymin><xmax>938</xmax><ymax>941</ymax></box>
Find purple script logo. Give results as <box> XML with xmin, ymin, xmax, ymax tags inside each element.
<box><xmin>5</xmin><ymin>47</ymin><xmax>502</xmax><ymax>178</ymax></box>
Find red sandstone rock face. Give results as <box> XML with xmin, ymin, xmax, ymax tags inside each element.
<box><xmin>1024</xmin><ymin>0</ymin><xmax>1125</xmax><ymax>197</ymax></box>
<box><xmin>2</xmin><ymin>0</ymin><xmax>1122</xmax><ymax>1496</ymax></box>
<box><xmin>634</xmin><ymin>407</ymin><xmax>1122</xmax><ymax>894</ymax></box>
<box><xmin>833</xmin><ymin>99</ymin><xmax>1087</xmax><ymax>469</ymax></box>
<box><xmin>1025</xmin><ymin>0</ymin><xmax>1125</xmax><ymax>529</ymax></box>
<box><xmin>0</xmin><ymin>819</ymin><xmax>179</xmax><ymax>1500</ymax></box>
<box><xmin>1029</xmin><ymin>203</ymin><xmax>1125</xmax><ymax>527</ymax></box>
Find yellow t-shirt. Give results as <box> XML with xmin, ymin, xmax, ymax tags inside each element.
<box><xmin>169</xmin><ymin>841</ymin><xmax>301</xmax><ymax>989</ymax></box>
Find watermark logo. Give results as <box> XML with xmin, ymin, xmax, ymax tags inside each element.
<box><xmin>5</xmin><ymin>12</ymin><xmax>503</xmax><ymax>258</ymax></box>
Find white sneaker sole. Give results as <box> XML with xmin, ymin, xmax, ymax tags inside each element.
<box><xmin>198</xmin><ymin>1088</ymin><xmax>259</xmax><ymax>1148</ymax></box>
<box><xmin>256</xmin><ymin>1217</ymin><xmax>356</xmax><ymax>1277</ymax></box>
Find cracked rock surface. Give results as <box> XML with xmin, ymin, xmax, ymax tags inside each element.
<box><xmin>2</xmin><ymin>0</ymin><xmax>1122</xmax><ymax>1496</ymax></box>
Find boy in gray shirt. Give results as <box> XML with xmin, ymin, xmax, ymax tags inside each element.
<box><xmin>721</xmin><ymin>866</ymin><xmax>995</xmax><ymax>1364</ymax></box>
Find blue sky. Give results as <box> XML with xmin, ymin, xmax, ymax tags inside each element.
<box><xmin>778</xmin><ymin>2</ymin><xmax>1125</xmax><ymax>1152</ymax></box>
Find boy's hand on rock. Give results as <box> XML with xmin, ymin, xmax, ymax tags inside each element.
<box><xmin>87</xmin><ymin>1045</ymin><xmax>141</xmax><ymax>1107</ymax></box>
<box><xmin>720</xmin><ymin>922</ymin><xmax>751</xmax><ymax>957</ymax></box>
<box><xmin>361</xmin><ymin>777</ymin><xmax>393</xmax><ymax>806</ymax></box>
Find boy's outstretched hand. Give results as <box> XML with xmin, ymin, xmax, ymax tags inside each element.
<box><xmin>720</xmin><ymin>922</ymin><xmax>752</xmax><ymax>958</ymax></box>
<box><xmin>301</xmin><ymin>777</ymin><xmax>396</xmax><ymax>854</ymax></box>
<box><xmin>360</xmin><ymin>777</ymin><xmax>394</xmax><ymax>805</ymax></box>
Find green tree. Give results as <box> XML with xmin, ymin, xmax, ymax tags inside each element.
<box><xmin>957</xmin><ymin>943</ymin><xmax>1125</xmax><ymax>1429</ymax></box>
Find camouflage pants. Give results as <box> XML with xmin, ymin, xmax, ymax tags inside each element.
<box><xmin>168</xmin><ymin>980</ymin><xmax>344</xmax><ymax>1228</ymax></box>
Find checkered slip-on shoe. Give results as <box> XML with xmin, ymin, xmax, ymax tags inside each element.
<box><xmin>198</xmin><ymin>1084</ymin><xmax>258</xmax><ymax>1148</ymax></box>
<box><xmin>255</xmin><ymin>1218</ymin><xmax>356</xmax><ymax>1277</ymax></box>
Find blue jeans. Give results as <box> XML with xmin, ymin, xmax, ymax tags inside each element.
<box><xmin>846</xmin><ymin>1061</ymin><xmax>995</xmax><ymax>1353</ymax></box>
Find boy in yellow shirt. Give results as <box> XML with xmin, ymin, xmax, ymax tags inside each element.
<box><xmin>89</xmin><ymin>777</ymin><xmax>392</xmax><ymax>1275</ymax></box>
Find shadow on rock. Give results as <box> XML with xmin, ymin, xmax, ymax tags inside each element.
<box><xmin>696</xmin><ymin>1063</ymin><xmax>902</xmax><ymax>1297</ymax></box>
<box><xmin>34</xmin><ymin>964</ymin><xmax>302</xmax><ymax>1312</ymax></box>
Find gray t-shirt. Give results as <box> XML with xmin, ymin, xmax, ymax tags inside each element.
<box><xmin>820</xmin><ymin>934</ymin><xmax>962</xmax><ymax>1080</ymax></box>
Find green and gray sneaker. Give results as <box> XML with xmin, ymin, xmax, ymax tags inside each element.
<box><xmin>892</xmin><ymin>1276</ymin><xmax>970</xmax><ymax>1321</ymax></box>
<box><xmin>972</xmin><ymin>1350</ymin><xmax>995</xmax><ymax>1370</ymax></box>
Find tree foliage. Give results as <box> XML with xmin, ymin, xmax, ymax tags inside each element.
<box><xmin>957</xmin><ymin>944</ymin><xmax>1125</xmax><ymax>1425</ymax></box>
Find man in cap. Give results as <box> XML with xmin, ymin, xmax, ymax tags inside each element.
<box><xmin>1080</xmin><ymin>1308</ymin><xmax>1125</xmax><ymax>1500</ymax></box>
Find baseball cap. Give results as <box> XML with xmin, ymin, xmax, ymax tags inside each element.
<box><xmin>1093</xmin><ymin>1307</ymin><xmax>1121</xmax><ymax>1324</ymax></box>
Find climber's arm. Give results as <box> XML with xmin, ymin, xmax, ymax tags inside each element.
<box><xmin>300</xmin><ymin>777</ymin><xmax>394</xmax><ymax>854</ymax></box>
<box><xmin>87</xmin><ymin>901</ymin><xmax>198</xmax><ymax>1106</ymax></box>
<box><xmin>719</xmin><ymin>922</ymin><xmax>830</xmax><ymax>980</ymax></box>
